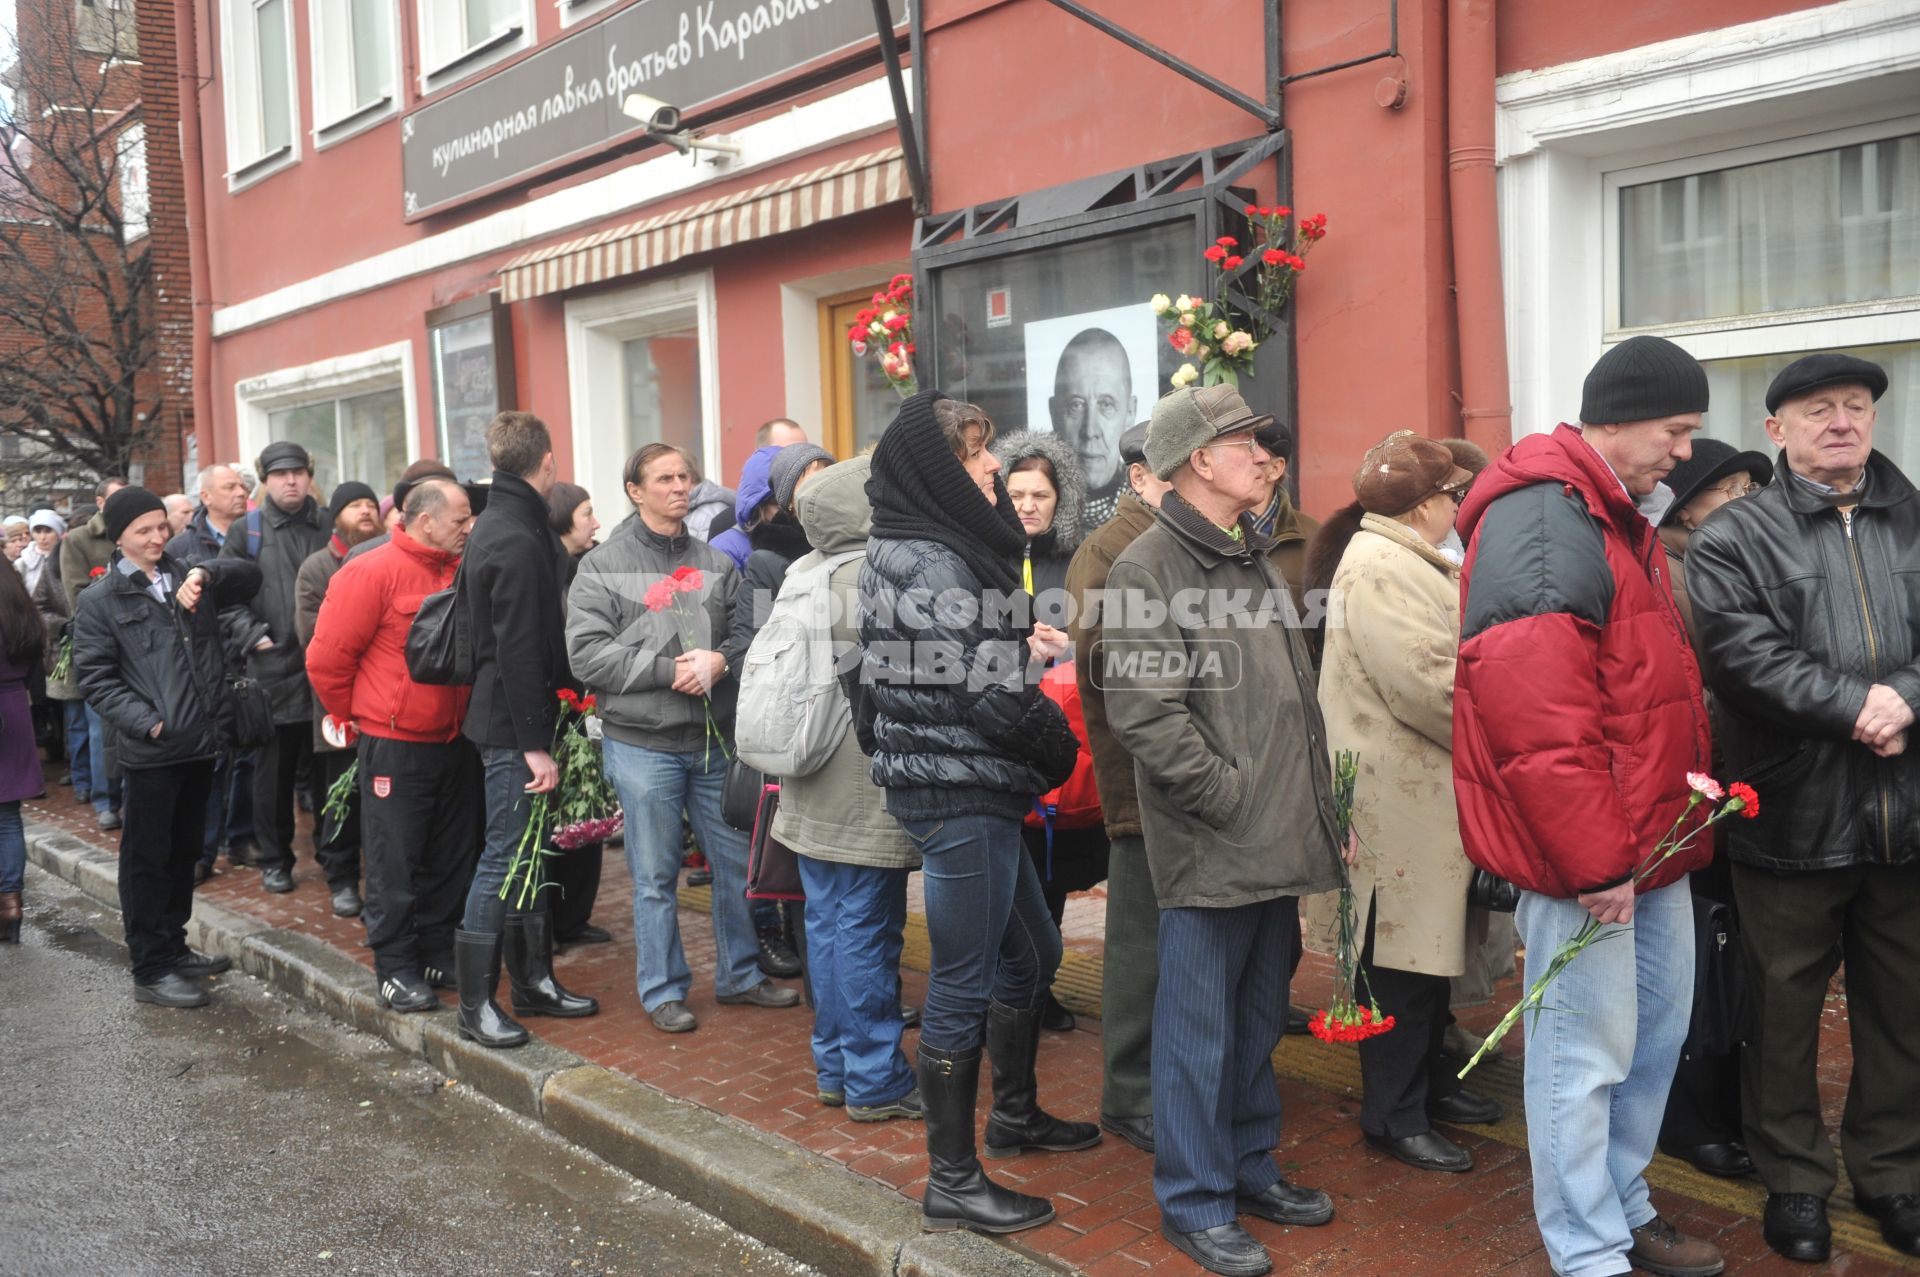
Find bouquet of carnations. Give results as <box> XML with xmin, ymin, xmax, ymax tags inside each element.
<box><xmin>847</xmin><ymin>273</ymin><xmax>918</xmax><ymax>397</ymax></box>
<box><xmin>1308</xmin><ymin>750</ymin><xmax>1396</xmax><ymax>1046</ymax></box>
<box><xmin>644</xmin><ymin>566</ymin><xmax>731</xmax><ymax>767</ymax></box>
<box><xmin>1150</xmin><ymin>204</ymin><xmax>1329</xmax><ymax>391</ymax></box>
<box><xmin>498</xmin><ymin>689</ymin><xmax>624</xmax><ymax>909</ymax></box>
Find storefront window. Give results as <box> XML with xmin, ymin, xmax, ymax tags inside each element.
<box><xmin>268</xmin><ymin>386</ymin><xmax>408</xmax><ymax>496</ymax></box>
<box><xmin>623</xmin><ymin>332</ymin><xmax>704</xmax><ymax>463</ymax></box>
<box><xmin>430</xmin><ymin>299</ymin><xmax>514</xmax><ymax>482</ymax></box>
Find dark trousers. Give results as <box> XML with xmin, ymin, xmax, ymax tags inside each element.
<box><xmin>1101</xmin><ymin>833</ymin><xmax>1158</xmax><ymax>1120</ymax></box>
<box><xmin>314</xmin><ymin>747</ymin><xmax>362</xmax><ymax>888</ymax></box>
<box><xmin>253</xmin><ymin>722</ymin><xmax>314</xmax><ymax>874</ymax></box>
<box><xmin>901</xmin><ymin>812</ymin><xmax>1061</xmax><ymax>1053</ymax></box>
<box><xmin>552</xmin><ymin>841</ymin><xmax>605</xmax><ymax>941</ymax></box>
<box><xmin>119</xmin><ymin>760</ymin><xmax>214</xmax><ymax>984</ymax></box>
<box><xmin>1356</xmin><ymin>932</ymin><xmax>1457</xmax><ymax>1138</ymax></box>
<box><xmin>359</xmin><ymin>735</ymin><xmax>483</xmax><ymax>979</ymax></box>
<box><xmin>1661</xmin><ymin>861</ymin><xmax>1743</xmax><ymax>1149</ymax></box>
<box><xmin>1733</xmin><ymin>861</ymin><xmax>1920</xmax><ymax>1199</ymax></box>
<box><xmin>1152</xmin><ymin>896</ymin><xmax>1294</xmax><ymax>1233</ymax></box>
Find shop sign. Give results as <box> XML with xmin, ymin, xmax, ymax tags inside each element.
<box><xmin>402</xmin><ymin>0</ymin><xmax>908</xmax><ymax>219</ymax></box>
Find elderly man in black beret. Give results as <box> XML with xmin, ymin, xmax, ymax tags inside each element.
<box><xmin>221</xmin><ymin>441</ymin><xmax>333</xmax><ymax>895</ymax></box>
<box><xmin>1687</xmin><ymin>353</ymin><xmax>1920</xmax><ymax>1264</ymax></box>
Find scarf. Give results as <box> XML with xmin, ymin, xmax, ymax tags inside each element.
<box><xmin>748</xmin><ymin>511</ymin><xmax>815</xmax><ymax>561</ymax></box>
<box><xmin>19</xmin><ymin>542</ymin><xmax>49</xmax><ymax>595</ymax></box>
<box><xmin>867</xmin><ymin>389</ymin><xmax>1027</xmax><ymax>597</ymax></box>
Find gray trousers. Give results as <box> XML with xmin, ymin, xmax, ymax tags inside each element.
<box><xmin>1100</xmin><ymin>833</ymin><xmax>1157</xmax><ymax>1119</ymax></box>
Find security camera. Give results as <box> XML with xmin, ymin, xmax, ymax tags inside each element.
<box><xmin>622</xmin><ymin>94</ymin><xmax>681</xmax><ymax>136</ymax></box>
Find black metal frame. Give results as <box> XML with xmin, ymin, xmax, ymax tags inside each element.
<box><xmin>910</xmin><ymin>133</ymin><xmax>1301</xmax><ymax>478</ymax></box>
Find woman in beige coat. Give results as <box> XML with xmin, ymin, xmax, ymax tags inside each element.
<box><xmin>1307</xmin><ymin>431</ymin><xmax>1501</xmax><ymax>1175</ymax></box>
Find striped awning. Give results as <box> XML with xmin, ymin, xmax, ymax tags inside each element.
<box><xmin>498</xmin><ymin>145</ymin><xmax>908</xmax><ymax>303</ymax></box>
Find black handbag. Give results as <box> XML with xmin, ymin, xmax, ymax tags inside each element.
<box><xmin>405</xmin><ymin>561</ymin><xmax>473</xmax><ymax>686</ymax></box>
<box><xmin>223</xmin><ymin>673</ymin><xmax>276</xmax><ymax>750</ymax></box>
<box><xmin>720</xmin><ymin>758</ymin><xmax>767</xmax><ymax>833</ymax></box>
<box><xmin>745</xmin><ymin>786</ymin><xmax>804</xmax><ymax>902</ymax></box>
<box><xmin>1682</xmin><ymin>895</ymin><xmax>1755</xmax><ymax>1059</ymax></box>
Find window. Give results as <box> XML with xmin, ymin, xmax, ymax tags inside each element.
<box><xmin>117</xmin><ymin>122</ymin><xmax>148</xmax><ymax>242</ymax></box>
<box><xmin>1699</xmin><ymin>341</ymin><xmax>1918</xmax><ymax>466</ymax></box>
<box><xmin>269</xmin><ymin>387</ymin><xmax>410</xmax><ymax>495</ymax></box>
<box><xmin>419</xmin><ymin>0</ymin><xmax>524</xmax><ymax>83</ymax></box>
<box><xmin>222</xmin><ymin>0</ymin><xmax>300</xmax><ymax>181</ymax></box>
<box><xmin>821</xmin><ymin>291</ymin><xmax>902</xmax><ymax>458</ymax></box>
<box><xmin>311</xmin><ymin>0</ymin><xmax>397</xmax><ymax>135</ymax></box>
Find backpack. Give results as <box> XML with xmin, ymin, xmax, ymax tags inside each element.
<box><xmin>1025</xmin><ymin>660</ymin><xmax>1102</xmax><ymax>833</ymax></box>
<box><xmin>733</xmin><ymin>549</ymin><xmax>865</xmax><ymax>778</ymax></box>
<box><xmin>239</xmin><ymin>508</ymin><xmax>263</xmax><ymax>559</ymax></box>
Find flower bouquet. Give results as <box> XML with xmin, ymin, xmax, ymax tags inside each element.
<box><xmin>644</xmin><ymin>565</ymin><xmax>731</xmax><ymax>767</ymax></box>
<box><xmin>1308</xmin><ymin>750</ymin><xmax>1396</xmax><ymax>1046</ymax></box>
<box><xmin>847</xmin><ymin>273</ymin><xmax>918</xmax><ymax>397</ymax></box>
<box><xmin>1455</xmin><ymin>773</ymin><xmax>1759</xmax><ymax>1080</ymax></box>
<box><xmin>1150</xmin><ymin>205</ymin><xmax>1328</xmax><ymax>391</ymax></box>
<box><xmin>498</xmin><ymin>690</ymin><xmax>623</xmax><ymax>909</ymax></box>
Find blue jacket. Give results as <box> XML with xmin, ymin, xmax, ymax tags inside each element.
<box><xmin>709</xmin><ymin>445</ymin><xmax>782</xmax><ymax>570</ymax></box>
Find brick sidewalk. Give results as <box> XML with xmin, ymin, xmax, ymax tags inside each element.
<box><xmin>25</xmin><ymin>781</ymin><xmax>1915</xmax><ymax>1276</ymax></box>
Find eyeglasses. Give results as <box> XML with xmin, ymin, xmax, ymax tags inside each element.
<box><xmin>1204</xmin><ymin>438</ymin><xmax>1265</xmax><ymax>462</ymax></box>
<box><xmin>1711</xmin><ymin>479</ymin><xmax>1761</xmax><ymax>499</ymax></box>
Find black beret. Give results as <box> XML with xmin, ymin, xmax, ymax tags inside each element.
<box><xmin>1118</xmin><ymin>422</ymin><xmax>1151</xmax><ymax>466</ymax></box>
<box><xmin>1765</xmin><ymin>353</ymin><xmax>1888</xmax><ymax>415</ymax></box>
<box><xmin>1255</xmin><ymin>419</ymin><xmax>1294</xmax><ymax>459</ymax></box>
<box><xmin>102</xmin><ymin>486</ymin><xmax>167</xmax><ymax>542</ymax></box>
<box><xmin>257</xmin><ymin>440</ymin><xmax>312</xmax><ymax>475</ymax></box>
<box><xmin>328</xmin><ymin>481</ymin><xmax>380</xmax><ymax>519</ymax></box>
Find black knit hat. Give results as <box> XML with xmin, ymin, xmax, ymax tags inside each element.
<box><xmin>768</xmin><ymin>443</ymin><xmax>834</xmax><ymax>512</ymax></box>
<box><xmin>1579</xmin><ymin>335</ymin><xmax>1709</xmax><ymax>425</ymax></box>
<box><xmin>329</xmin><ymin>481</ymin><xmax>380</xmax><ymax>520</ymax></box>
<box><xmin>102</xmin><ymin>485</ymin><xmax>167</xmax><ymax>542</ymax></box>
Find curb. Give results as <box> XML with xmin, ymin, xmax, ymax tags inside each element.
<box><xmin>25</xmin><ymin>821</ymin><xmax>1069</xmax><ymax>1277</ymax></box>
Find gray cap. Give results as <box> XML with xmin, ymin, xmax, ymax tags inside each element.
<box><xmin>1144</xmin><ymin>384</ymin><xmax>1274</xmax><ymax>479</ymax></box>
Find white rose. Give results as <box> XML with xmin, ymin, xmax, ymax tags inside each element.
<box><xmin>1212</xmin><ymin>321</ymin><xmax>1230</xmax><ymax>340</ymax></box>
<box><xmin>1170</xmin><ymin>363</ymin><xmax>1199</xmax><ymax>388</ymax></box>
<box><xmin>1175</xmin><ymin>294</ymin><xmax>1194</xmax><ymax>311</ymax></box>
<box><xmin>1150</xmin><ymin>293</ymin><xmax>1172</xmax><ymax>315</ymax></box>
<box><xmin>1178</xmin><ymin>312</ymin><xmax>1196</xmax><ymax>327</ymax></box>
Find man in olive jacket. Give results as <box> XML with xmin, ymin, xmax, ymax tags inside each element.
<box><xmin>221</xmin><ymin>441</ymin><xmax>332</xmax><ymax>894</ymax></box>
<box><xmin>1103</xmin><ymin>386</ymin><xmax>1343</xmax><ymax>1276</ymax></box>
<box><xmin>1688</xmin><ymin>353</ymin><xmax>1920</xmax><ymax>1263</ymax></box>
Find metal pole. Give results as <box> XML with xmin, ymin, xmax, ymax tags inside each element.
<box><xmin>870</xmin><ymin>0</ymin><xmax>931</xmax><ymax>216</ymax></box>
<box><xmin>911</xmin><ymin>0</ymin><xmax>929</xmax><ymax>185</ymax></box>
<box><xmin>1041</xmin><ymin>0</ymin><xmax>1281</xmax><ymax>128</ymax></box>
<box><xmin>1266</xmin><ymin>0</ymin><xmax>1282</xmax><ymax>129</ymax></box>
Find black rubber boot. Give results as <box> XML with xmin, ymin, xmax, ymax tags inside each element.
<box><xmin>982</xmin><ymin>999</ymin><xmax>1104</xmax><ymax>1158</ymax></box>
<box><xmin>505</xmin><ymin>910</ymin><xmax>599</xmax><ymax>1018</ymax></box>
<box><xmin>455</xmin><ymin>928</ymin><xmax>529</xmax><ymax>1049</ymax></box>
<box><xmin>917</xmin><ymin>1045</ymin><xmax>1054</xmax><ymax>1234</ymax></box>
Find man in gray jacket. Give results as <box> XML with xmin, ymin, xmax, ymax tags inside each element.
<box><xmin>1104</xmin><ymin>385</ymin><xmax>1344</xmax><ymax>1277</ymax></box>
<box><xmin>566</xmin><ymin>442</ymin><xmax>800</xmax><ymax>1034</ymax></box>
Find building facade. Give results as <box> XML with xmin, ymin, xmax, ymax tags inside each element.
<box><xmin>188</xmin><ymin>0</ymin><xmax>1917</xmax><ymax>518</ymax></box>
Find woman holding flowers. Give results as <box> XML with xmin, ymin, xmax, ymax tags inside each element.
<box><xmin>1307</xmin><ymin>432</ymin><xmax>1500</xmax><ymax>1175</ymax></box>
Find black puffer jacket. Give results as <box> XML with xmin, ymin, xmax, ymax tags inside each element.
<box><xmin>221</xmin><ymin>495</ymin><xmax>331</xmax><ymax>723</ymax></box>
<box><xmin>859</xmin><ymin>535</ymin><xmax>1078</xmax><ymax>822</ymax></box>
<box><xmin>1688</xmin><ymin>450</ymin><xmax>1920</xmax><ymax>872</ymax></box>
<box><xmin>72</xmin><ymin>555</ymin><xmax>263</xmax><ymax>769</ymax></box>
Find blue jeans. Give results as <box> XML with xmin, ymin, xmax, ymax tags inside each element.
<box><xmin>199</xmin><ymin>751</ymin><xmax>257</xmax><ymax>865</ymax></box>
<box><xmin>1516</xmin><ymin>879</ymin><xmax>1694</xmax><ymax>1277</ymax></box>
<box><xmin>462</xmin><ymin>746</ymin><xmax>539</xmax><ymax>936</ymax></box>
<box><xmin>84</xmin><ymin>703</ymin><xmax>121</xmax><ymax>815</ymax></box>
<box><xmin>601</xmin><ymin>738</ymin><xmax>761</xmax><ymax>1011</ymax></box>
<box><xmin>0</xmin><ymin>800</ymin><xmax>24</xmax><ymax>895</ymax></box>
<box><xmin>901</xmin><ymin>811</ymin><xmax>1060</xmax><ymax>1053</ymax></box>
<box><xmin>63</xmin><ymin>701</ymin><xmax>91</xmax><ymax>798</ymax></box>
<box><xmin>798</xmin><ymin>855</ymin><xmax>913</xmax><ymax>1105</ymax></box>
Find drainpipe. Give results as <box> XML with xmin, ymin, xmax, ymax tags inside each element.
<box><xmin>1446</xmin><ymin>0</ymin><xmax>1512</xmax><ymax>455</ymax></box>
<box><xmin>173</xmin><ymin>0</ymin><xmax>216</xmax><ymax>464</ymax></box>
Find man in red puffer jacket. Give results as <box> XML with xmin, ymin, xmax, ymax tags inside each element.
<box><xmin>308</xmin><ymin>479</ymin><xmax>478</xmax><ymax>1013</ymax></box>
<box><xmin>1454</xmin><ymin>335</ymin><xmax>1720</xmax><ymax>1277</ymax></box>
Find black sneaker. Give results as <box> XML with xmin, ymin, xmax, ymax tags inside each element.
<box><xmin>262</xmin><ymin>867</ymin><xmax>294</xmax><ymax>894</ymax></box>
<box><xmin>756</xmin><ymin>931</ymin><xmax>802</xmax><ymax>978</ymax></box>
<box><xmin>174</xmin><ymin>950</ymin><xmax>232</xmax><ymax>978</ymax></box>
<box><xmin>378</xmin><ymin>972</ymin><xmax>438</xmax><ymax>1013</ymax></box>
<box><xmin>849</xmin><ymin>1087</ymin><xmax>923</xmax><ymax>1122</ymax></box>
<box><xmin>134</xmin><ymin>972</ymin><xmax>210</xmax><ymax>1008</ymax></box>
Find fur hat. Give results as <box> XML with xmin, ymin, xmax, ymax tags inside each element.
<box><xmin>990</xmin><ymin>429</ymin><xmax>1088</xmax><ymax>555</ymax></box>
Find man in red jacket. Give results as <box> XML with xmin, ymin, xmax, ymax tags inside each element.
<box><xmin>1455</xmin><ymin>335</ymin><xmax>1721</xmax><ymax>1277</ymax></box>
<box><xmin>307</xmin><ymin>478</ymin><xmax>480</xmax><ymax>1012</ymax></box>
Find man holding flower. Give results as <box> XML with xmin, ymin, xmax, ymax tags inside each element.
<box><xmin>1686</xmin><ymin>353</ymin><xmax>1920</xmax><ymax>1263</ymax></box>
<box><xmin>1454</xmin><ymin>335</ymin><xmax>1722</xmax><ymax>1277</ymax></box>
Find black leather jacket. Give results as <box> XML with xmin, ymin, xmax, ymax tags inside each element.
<box><xmin>1688</xmin><ymin>451</ymin><xmax>1920</xmax><ymax>872</ymax></box>
<box><xmin>857</xmin><ymin>536</ymin><xmax>1077</xmax><ymax>822</ymax></box>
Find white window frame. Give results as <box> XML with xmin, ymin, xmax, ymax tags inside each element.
<box><xmin>307</xmin><ymin>0</ymin><xmax>403</xmax><ymax>147</ymax></box>
<box><xmin>233</xmin><ymin>341</ymin><xmax>420</xmax><ymax>482</ymax></box>
<box><xmin>563</xmin><ymin>270</ymin><xmax>720</xmax><ymax>525</ymax></box>
<box><xmin>555</xmin><ymin>0</ymin><xmax>616</xmax><ymax>29</ymax></box>
<box><xmin>1496</xmin><ymin>0</ymin><xmax>1920</xmax><ymax>437</ymax></box>
<box><xmin>218</xmin><ymin>0</ymin><xmax>303</xmax><ymax>190</ymax></box>
<box><xmin>416</xmin><ymin>0</ymin><xmax>533</xmax><ymax>96</ymax></box>
<box><xmin>117</xmin><ymin>121</ymin><xmax>149</xmax><ymax>242</ymax></box>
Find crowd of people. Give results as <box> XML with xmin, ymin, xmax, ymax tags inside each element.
<box><xmin>2</xmin><ymin>338</ymin><xmax>1915</xmax><ymax>1277</ymax></box>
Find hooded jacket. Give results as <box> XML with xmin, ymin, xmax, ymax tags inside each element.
<box><xmin>566</xmin><ymin>511</ymin><xmax>741</xmax><ymax>755</ymax></box>
<box><xmin>686</xmin><ymin>479</ymin><xmax>737</xmax><ymax>542</ymax></box>
<box><xmin>1687</xmin><ymin>450</ymin><xmax>1920</xmax><ymax>872</ymax></box>
<box><xmin>1102</xmin><ymin>491</ymin><xmax>1343</xmax><ymax>908</ymax></box>
<box><xmin>1453</xmin><ymin>424</ymin><xmax>1711</xmax><ymax>900</ymax></box>
<box><xmin>771</xmin><ymin>456</ymin><xmax>919</xmax><ymax>870</ymax></box>
<box><xmin>989</xmin><ymin>430</ymin><xmax>1088</xmax><ymax>604</ymax></box>
<box><xmin>710</xmin><ymin>446</ymin><xmax>782</xmax><ymax>570</ymax></box>
<box><xmin>221</xmin><ymin>494</ymin><xmax>332</xmax><ymax>723</ymax></box>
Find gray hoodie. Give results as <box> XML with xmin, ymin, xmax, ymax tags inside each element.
<box><xmin>769</xmin><ymin>455</ymin><xmax>918</xmax><ymax>870</ymax></box>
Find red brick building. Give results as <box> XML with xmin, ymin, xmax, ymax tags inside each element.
<box><xmin>184</xmin><ymin>0</ymin><xmax>1916</xmax><ymax>519</ymax></box>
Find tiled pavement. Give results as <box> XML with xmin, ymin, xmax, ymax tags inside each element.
<box><xmin>25</xmin><ymin>779</ymin><xmax>1916</xmax><ymax>1276</ymax></box>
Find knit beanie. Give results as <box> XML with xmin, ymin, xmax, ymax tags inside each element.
<box><xmin>103</xmin><ymin>486</ymin><xmax>168</xmax><ymax>542</ymax></box>
<box><xmin>768</xmin><ymin>444</ymin><xmax>834</xmax><ymax>513</ymax></box>
<box><xmin>1578</xmin><ymin>335</ymin><xmax>1709</xmax><ymax>425</ymax></box>
<box><xmin>329</xmin><ymin>481</ymin><xmax>380</xmax><ymax>520</ymax></box>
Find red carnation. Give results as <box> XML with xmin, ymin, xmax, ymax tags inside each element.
<box><xmin>90</xmin><ymin>566</ymin><xmax>107</xmax><ymax>579</ymax></box>
<box><xmin>1215</xmin><ymin>236</ymin><xmax>1238</xmax><ymax>248</ymax></box>
<box><xmin>1244</xmin><ymin>203</ymin><xmax>1260</xmax><ymax>215</ymax></box>
<box><xmin>1222</xmin><ymin>255</ymin><xmax>1243</xmax><ymax>271</ymax></box>
<box><xmin>670</xmin><ymin>565</ymin><xmax>704</xmax><ymax>592</ymax></box>
<box><xmin>1275</xmin><ymin>205</ymin><xmax>1292</xmax><ymax>218</ymax></box>
<box><xmin>1169</xmin><ymin>327</ymin><xmax>1195</xmax><ymax>353</ymax></box>
<box><xmin>1728</xmin><ymin>782</ymin><xmax>1760</xmax><ymax>819</ymax></box>
<box><xmin>1262</xmin><ymin>248</ymin><xmax>1286</xmax><ymax>267</ymax></box>
<box><xmin>643</xmin><ymin>579</ymin><xmax>676</xmax><ymax>613</ymax></box>
<box><xmin>1203</xmin><ymin>245</ymin><xmax>1226</xmax><ymax>263</ymax></box>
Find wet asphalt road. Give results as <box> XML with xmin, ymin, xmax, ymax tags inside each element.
<box><xmin>0</xmin><ymin>867</ymin><xmax>817</xmax><ymax>1277</ymax></box>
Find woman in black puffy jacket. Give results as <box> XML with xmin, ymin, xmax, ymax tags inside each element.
<box><xmin>859</xmin><ymin>391</ymin><xmax>1100</xmax><ymax>1236</ymax></box>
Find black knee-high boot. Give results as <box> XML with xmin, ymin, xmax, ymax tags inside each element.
<box><xmin>505</xmin><ymin>909</ymin><xmax>599</xmax><ymax>1017</ymax></box>
<box><xmin>917</xmin><ymin>1044</ymin><xmax>1054</xmax><ymax>1234</ymax></box>
<box><xmin>455</xmin><ymin>928</ymin><xmax>529</xmax><ymax>1048</ymax></box>
<box><xmin>982</xmin><ymin>999</ymin><xmax>1103</xmax><ymax>1158</ymax></box>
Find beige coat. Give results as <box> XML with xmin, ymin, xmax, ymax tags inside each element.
<box><xmin>1306</xmin><ymin>514</ymin><xmax>1479</xmax><ymax>977</ymax></box>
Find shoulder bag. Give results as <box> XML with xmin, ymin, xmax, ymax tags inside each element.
<box><xmin>406</xmin><ymin>558</ymin><xmax>474</xmax><ymax>686</ymax></box>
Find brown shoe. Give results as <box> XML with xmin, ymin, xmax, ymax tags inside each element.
<box><xmin>1629</xmin><ymin>1216</ymin><xmax>1724</xmax><ymax>1277</ymax></box>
